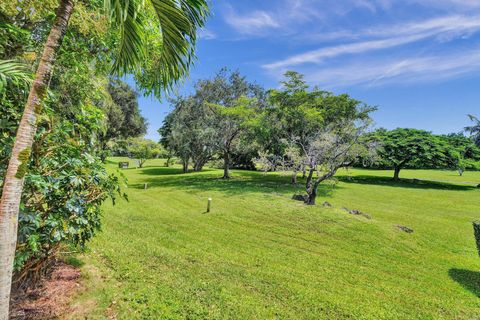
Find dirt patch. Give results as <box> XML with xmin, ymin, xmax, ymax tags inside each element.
<box><xmin>10</xmin><ymin>261</ymin><xmax>81</xmax><ymax>320</ymax></box>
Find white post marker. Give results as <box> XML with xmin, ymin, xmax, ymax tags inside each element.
<box><xmin>144</xmin><ymin>183</ymin><xmax>148</xmax><ymax>190</ymax></box>
<box><xmin>207</xmin><ymin>198</ymin><xmax>212</xmax><ymax>213</ymax></box>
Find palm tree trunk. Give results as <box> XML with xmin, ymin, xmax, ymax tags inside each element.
<box><xmin>0</xmin><ymin>1</ymin><xmax>74</xmax><ymax>317</ymax></box>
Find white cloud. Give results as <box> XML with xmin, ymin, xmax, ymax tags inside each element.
<box><xmin>224</xmin><ymin>8</ymin><xmax>280</xmax><ymax>35</ymax></box>
<box><xmin>303</xmin><ymin>48</ymin><xmax>480</xmax><ymax>87</ymax></box>
<box><xmin>263</xmin><ymin>15</ymin><xmax>480</xmax><ymax>70</ymax></box>
<box><xmin>198</xmin><ymin>29</ymin><xmax>216</xmax><ymax>40</ymax></box>
<box><xmin>408</xmin><ymin>0</ymin><xmax>480</xmax><ymax>10</ymax></box>
<box><xmin>264</xmin><ymin>34</ymin><xmax>428</xmax><ymax>70</ymax></box>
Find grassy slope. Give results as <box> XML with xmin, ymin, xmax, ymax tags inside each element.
<box><xmin>71</xmin><ymin>158</ymin><xmax>480</xmax><ymax>319</ymax></box>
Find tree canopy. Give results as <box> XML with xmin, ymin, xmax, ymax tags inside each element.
<box><xmin>158</xmin><ymin>69</ymin><xmax>265</xmax><ymax>176</ymax></box>
<box><xmin>369</xmin><ymin>128</ymin><xmax>457</xmax><ymax>180</ymax></box>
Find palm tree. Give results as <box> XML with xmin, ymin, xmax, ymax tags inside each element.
<box><xmin>465</xmin><ymin>114</ymin><xmax>480</xmax><ymax>147</ymax></box>
<box><xmin>0</xmin><ymin>0</ymin><xmax>208</xmax><ymax>317</ymax></box>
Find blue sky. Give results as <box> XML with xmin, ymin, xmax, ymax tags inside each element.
<box><xmin>133</xmin><ymin>0</ymin><xmax>480</xmax><ymax>140</ymax></box>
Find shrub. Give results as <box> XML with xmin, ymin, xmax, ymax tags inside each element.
<box><xmin>1</xmin><ymin>105</ymin><xmax>126</xmax><ymax>286</ymax></box>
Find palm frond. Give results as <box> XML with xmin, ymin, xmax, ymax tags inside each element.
<box><xmin>106</xmin><ymin>0</ymin><xmax>209</xmax><ymax>93</ymax></box>
<box><xmin>105</xmin><ymin>0</ymin><xmax>147</xmax><ymax>73</ymax></box>
<box><xmin>150</xmin><ymin>0</ymin><xmax>208</xmax><ymax>88</ymax></box>
<box><xmin>0</xmin><ymin>60</ymin><xmax>32</xmax><ymax>94</ymax></box>
<box><xmin>465</xmin><ymin>114</ymin><xmax>480</xmax><ymax>147</ymax></box>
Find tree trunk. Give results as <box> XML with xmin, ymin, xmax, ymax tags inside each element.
<box><xmin>222</xmin><ymin>152</ymin><xmax>230</xmax><ymax>179</ymax></box>
<box><xmin>393</xmin><ymin>166</ymin><xmax>401</xmax><ymax>181</ymax></box>
<box><xmin>0</xmin><ymin>1</ymin><xmax>74</xmax><ymax>317</ymax></box>
<box><xmin>305</xmin><ymin>167</ymin><xmax>314</xmax><ymax>193</ymax></box>
<box><xmin>193</xmin><ymin>161</ymin><xmax>203</xmax><ymax>172</ymax></box>
<box><xmin>304</xmin><ymin>169</ymin><xmax>337</xmax><ymax>206</ymax></box>
<box><xmin>291</xmin><ymin>170</ymin><xmax>297</xmax><ymax>185</ymax></box>
<box><xmin>182</xmin><ymin>158</ymin><xmax>189</xmax><ymax>173</ymax></box>
<box><xmin>306</xmin><ymin>182</ymin><xmax>319</xmax><ymax>205</ymax></box>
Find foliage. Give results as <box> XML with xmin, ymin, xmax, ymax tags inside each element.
<box><xmin>159</xmin><ymin>69</ymin><xmax>265</xmax><ymax>175</ymax></box>
<box><xmin>105</xmin><ymin>0</ymin><xmax>209</xmax><ymax>97</ymax></box>
<box><xmin>127</xmin><ymin>138</ymin><xmax>164</xmax><ymax>168</ymax></box>
<box><xmin>252</xmin><ymin>71</ymin><xmax>376</xmax><ymax>202</ymax></box>
<box><xmin>0</xmin><ymin>60</ymin><xmax>31</xmax><ymax>94</ymax></box>
<box><xmin>107</xmin><ymin>80</ymin><xmax>147</xmax><ymax>139</ymax></box>
<box><xmin>367</xmin><ymin>128</ymin><xmax>458</xmax><ymax>180</ymax></box>
<box><xmin>257</xmin><ymin>71</ymin><xmax>374</xmax><ymax>156</ymax></box>
<box><xmin>0</xmin><ymin>3</ymin><xmax>125</xmax><ymax>285</ymax></box>
<box><xmin>98</xmin><ymin>79</ymin><xmax>147</xmax><ymax>160</ymax></box>
<box><xmin>465</xmin><ymin>115</ymin><xmax>480</xmax><ymax>148</ymax></box>
<box><xmin>160</xmin><ymin>96</ymin><xmax>216</xmax><ymax>172</ymax></box>
<box><xmin>209</xmin><ymin>96</ymin><xmax>258</xmax><ymax>178</ymax></box>
<box><xmin>0</xmin><ymin>104</ymin><xmax>125</xmax><ymax>281</ymax></box>
<box><xmin>440</xmin><ymin>132</ymin><xmax>480</xmax><ymax>175</ymax></box>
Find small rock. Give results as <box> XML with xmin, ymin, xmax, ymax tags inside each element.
<box><xmin>342</xmin><ymin>207</ymin><xmax>371</xmax><ymax>219</ymax></box>
<box><xmin>396</xmin><ymin>225</ymin><xmax>414</xmax><ymax>233</ymax></box>
<box><xmin>292</xmin><ymin>194</ymin><xmax>308</xmax><ymax>202</ymax></box>
<box><xmin>322</xmin><ymin>201</ymin><xmax>332</xmax><ymax>207</ymax></box>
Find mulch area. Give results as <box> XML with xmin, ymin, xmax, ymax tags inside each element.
<box><xmin>9</xmin><ymin>261</ymin><xmax>81</xmax><ymax>320</ymax></box>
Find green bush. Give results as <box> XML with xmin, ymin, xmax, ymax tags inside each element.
<box><xmin>473</xmin><ymin>221</ymin><xmax>480</xmax><ymax>257</ymax></box>
<box><xmin>1</xmin><ymin>104</ymin><xmax>126</xmax><ymax>284</ymax></box>
<box><xmin>463</xmin><ymin>159</ymin><xmax>480</xmax><ymax>171</ymax></box>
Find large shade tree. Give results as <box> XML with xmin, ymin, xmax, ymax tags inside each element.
<box><xmin>158</xmin><ymin>69</ymin><xmax>265</xmax><ymax>177</ymax></box>
<box><xmin>98</xmin><ymin>79</ymin><xmax>148</xmax><ymax>160</ymax></box>
<box><xmin>160</xmin><ymin>96</ymin><xmax>216</xmax><ymax>173</ymax></box>
<box><xmin>210</xmin><ymin>96</ymin><xmax>258</xmax><ymax>179</ymax></box>
<box><xmin>0</xmin><ymin>0</ymin><xmax>209</xmax><ymax>316</ymax></box>
<box><xmin>256</xmin><ymin>71</ymin><xmax>375</xmax><ymax>185</ymax></box>
<box><xmin>255</xmin><ymin>72</ymin><xmax>376</xmax><ymax>204</ymax></box>
<box><xmin>370</xmin><ymin>128</ymin><xmax>456</xmax><ymax>180</ymax></box>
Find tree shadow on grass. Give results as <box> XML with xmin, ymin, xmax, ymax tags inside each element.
<box><xmin>140</xmin><ymin>167</ymin><xmax>189</xmax><ymax>176</ymax></box>
<box><xmin>449</xmin><ymin>268</ymin><xmax>480</xmax><ymax>298</ymax></box>
<box><xmin>337</xmin><ymin>175</ymin><xmax>475</xmax><ymax>191</ymax></box>
<box><xmin>131</xmin><ymin>169</ymin><xmax>337</xmax><ymax>197</ymax></box>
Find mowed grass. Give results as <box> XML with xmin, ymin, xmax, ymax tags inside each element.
<box><xmin>70</xmin><ymin>157</ymin><xmax>480</xmax><ymax>319</ymax></box>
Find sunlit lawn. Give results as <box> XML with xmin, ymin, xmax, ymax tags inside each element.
<box><xmin>70</xmin><ymin>157</ymin><xmax>480</xmax><ymax>319</ymax></box>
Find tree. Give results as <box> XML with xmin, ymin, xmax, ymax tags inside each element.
<box><xmin>159</xmin><ymin>69</ymin><xmax>265</xmax><ymax>176</ymax></box>
<box><xmin>253</xmin><ymin>72</ymin><xmax>376</xmax><ymax>203</ymax></box>
<box><xmin>13</xmin><ymin>105</ymin><xmax>125</xmax><ymax>287</ymax></box>
<box><xmin>0</xmin><ymin>0</ymin><xmax>209</xmax><ymax>316</ymax></box>
<box><xmin>258</xmin><ymin>120</ymin><xmax>374</xmax><ymax>205</ymax></box>
<box><xmin>257</xmin><ymin>71</ymin><xmax>374</xmax><ymax>184</ymax></box>
<box><xmin>98</xmin><ymin>79</ymin><xmax>147</xmax><ymax>160</ymax></box>
<box><xmin>301</xmin><ymin>122</ymin><xmax>372</xmax><ymax>205</ymax></box>
<box><xmin>195</xmin><ymin>69</ymin><xmax>265</xmax><ymax>178</ymax></box>
<box><xmin>107</xmin><ymin>80</ymin><xmax>147</xmax><ymax>139</ymax></box>
<box><xmin>370</xmin><ymin>128</ymin><xmax>455</xmax><ymax>180</ymax></box>
<box><xmin>210</xmin><ymin>96</ymin><xmax>257</xmax><ymax>179</ymax></box>
<box><xmin>440</xmin><ymin>132</ymin><xmax>480</xmax><ymax>175</ymax></box>
<box><xmin>128</xmin><ymin>138</ymin><xmax>162</xmax><ymax>168</ymax></box>
<box><xmin>159</xmin><ymin>96</ymin><xmax>215</xmax><ymax>173</ymax></box>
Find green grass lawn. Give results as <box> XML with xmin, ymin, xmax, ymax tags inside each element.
<box><xmin>70</xmin><ymin>157</ymin><xmax>480</xmax><ymax>319</ymax></box>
